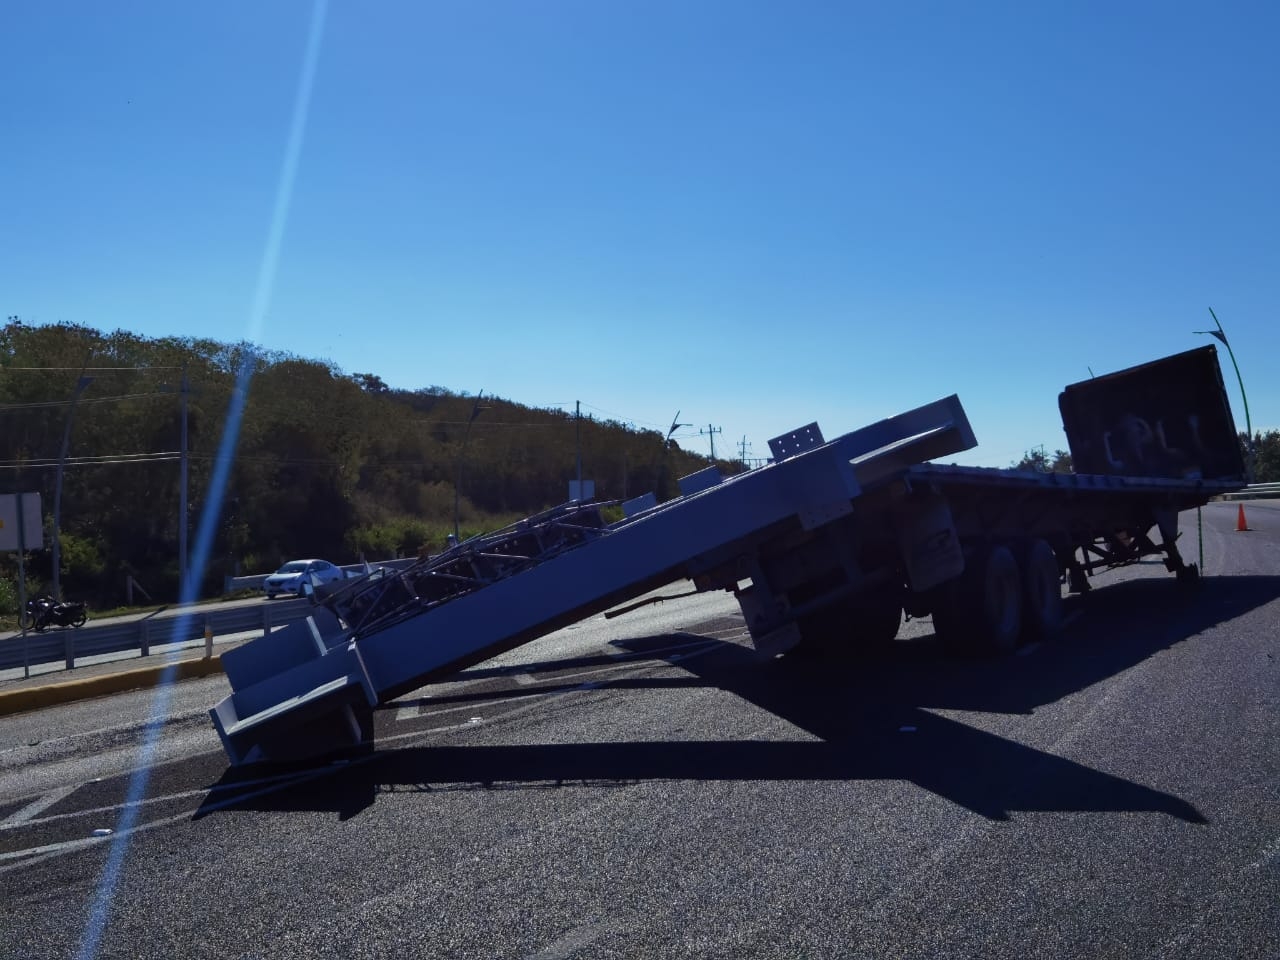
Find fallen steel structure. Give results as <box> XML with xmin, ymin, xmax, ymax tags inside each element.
<box><xmin>211</xmin><ymin>346</ymin><xmax>1247</xmax><ymax>766</ymax></box>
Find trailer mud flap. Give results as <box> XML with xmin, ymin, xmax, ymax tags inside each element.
<box><xmin>895</xmin><ymin>495</ymin><xmax>963</xmax><ymax>592</ymax></box>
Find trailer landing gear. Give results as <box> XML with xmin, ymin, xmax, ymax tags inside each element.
<box><xmin>1068</xmin><ymin>564</ymin><xmax>1091</xmax><ymax>595</ymax></box>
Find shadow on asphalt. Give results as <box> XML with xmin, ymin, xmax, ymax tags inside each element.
<box><xmin>197</xmin><ymin>574</ymin><xmax>1280</xmax><ymax>824</ymax></box>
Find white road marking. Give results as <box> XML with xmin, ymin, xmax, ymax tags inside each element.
<box><xmin>383</xmin><ymin>639</ymin><xmax>725</xmax><ymax>744</ymax></box>
<box><xmin>1</xmin><ymin>785</ymin><xmax>78</xmax><ymax>827</ymax></box>
<box><xmin>393</xmin><ymin>639</ymin><xmax>723</xmax><ymax>719</ymax></box>
<box><xmin>2</xmin><ymin>768</ymin><xmax>330</xmax><ymax>834</ymax></box>
<box><xmin>0</xmin><ymin>765</ymin><xmax>344</xmax><ymax>874</ymax></box>
<box><xmin>525</xmin><ymin>922</ymin><xmax>621</xmax><ymax>960</ymax></box>
<box><xmin>0</xmin><ymin>632</ymin><xmax>732</xmax><ymax>872</ymax></box>
<box><xmin>1249</xmin><ymin>835</ymin><xmax>1280</xmax><ymax>869</ymax></box>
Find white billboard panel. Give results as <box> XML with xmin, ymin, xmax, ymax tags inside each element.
<box><xmin>0</xmin><ymin>492</ymin><xmax>43</xmax><ymax>551</ymax></box>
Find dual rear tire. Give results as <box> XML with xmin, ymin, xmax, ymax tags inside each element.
<box><xmin>933</xmin><ymin>538</ymin><xmax>1062</xmax><ymax>655</ymax></box>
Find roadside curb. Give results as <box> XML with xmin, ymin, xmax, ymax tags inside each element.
<box><xmin>0</xmin><ymin>655</ymin><xmax>226</xmax><ymax>717</ymax></box>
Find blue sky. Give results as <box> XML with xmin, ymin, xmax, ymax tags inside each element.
<box><xmin>4</xmin><ymin>1</ymin><xmax>1277</xmax><ymax>468</ymax></box>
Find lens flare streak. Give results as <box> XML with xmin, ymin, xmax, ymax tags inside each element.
<box><xmin>75</xmin><ymin>3</ymin><xmax>330</xmax><ymax>957</ymax></box>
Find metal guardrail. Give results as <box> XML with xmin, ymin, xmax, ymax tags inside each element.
<box><xmin>1</xmin><ymin>597</ymin><xmax>313</xmax><ymax>672</ymax></box>
<box><xmin>1216</xmin><ymin>482</ymin><xmax>1280</xmax><ymax>501</ymax></box>
<box><xmin>4</xmin><ymin>558</ymin><xmax>423</xmax><ymax>675</ymax></box>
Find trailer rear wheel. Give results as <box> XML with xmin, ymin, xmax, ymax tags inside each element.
<box><xmin>1019</xmin><ymin>538</ymin><xmax>1063</xmax><ymax>640</ymax></box>
<box><xmin>933</xmin><ymin>544</ymin><xmax>1022</xmax><ymax>655</ymax></box>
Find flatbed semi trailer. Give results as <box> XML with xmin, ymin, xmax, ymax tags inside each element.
<box><xmin>210</xmin><ymin>345</ymin><xmax>1246</xmax><ymax>766</ymax></box>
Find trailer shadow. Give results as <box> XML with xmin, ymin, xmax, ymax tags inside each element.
<box><xmin>198</xmin><ymin>573</ymin><xmax>1279</xmax><ymax>824</ymax></box>
<box><xmin>819</xmin><ymin>571</ymin><xmax>1280</xmax><ymax>717</ymax></box>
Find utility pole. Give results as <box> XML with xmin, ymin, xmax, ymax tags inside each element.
<box><xmin>52</xmin><ymin>368</ymin><xmax>94</xmax><ymax>601</ymax></box>
<box><xmin>575</xmin><ymin>400</ymin><xmax>582</xmax><ymax>489</ymax></box>
<box><xmin>737</xmin><ymin>434</ymin><xmax>751</xmax><ymax>467</ymax></box>
<box><xmin>16</xmin><ymin>489</ymin><xmax>28</xmax><ymax>675</ymax></box>
<box><xmin>159</xmin><ymin>367</ymin><xmax>195</xmax><ymax>598</ymax></box>
<box><xmin>700</xmin><ymin>424</ymin><xmax>722</xmax><ymax>460</ymax></box>
<box><xmin>179</xmin><ymin>364</ymin><xmax>189</xmax><ymax>597</ymax></box>
<box><xmin>453</xmin><ymin>389</ymin><xmax>487</xmax><ymax>540</ymax></box>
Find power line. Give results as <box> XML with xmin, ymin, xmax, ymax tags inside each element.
<box><xmin>0</xmin><ymin>365</ymin><xmax>185</xmax><ymax>372</ymax></box>
<box><xmin>0</xmin><ymin>451</ymin><xmax>182</xmax><ymax>469</ymax></box>
<box><xmin>532</xmin><ymin>400</ymin><xmax>668</xmax><ymax>432</ymax></box>
<box><xmin>0</xmin><ymin>392</ymin><xmax>170</xmax><ymax>412</ymax></box>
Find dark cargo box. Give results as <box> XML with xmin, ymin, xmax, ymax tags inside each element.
<box><xmin>1058</xmin><ymin>345</ymin><xmax>1245</xmax><ymax>481</ymax></box>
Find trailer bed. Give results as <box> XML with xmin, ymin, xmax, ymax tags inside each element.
<box><xmin>209</xmin><ymin>346</ymin><xmax>1248</xmax><ymax>766</ymax></box>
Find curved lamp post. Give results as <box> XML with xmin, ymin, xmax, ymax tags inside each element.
<box><xmin>1195</xmin><ymin>307</ymin><xmax>1253</xmax><ymax>480</ymax></box>
<box><xmin>453</xmin><ymin>390</ymin><xmax>489</xmax><ymax>541</ymax></box>
<box><xmin>52</xmin><ymin>374</ymin><xmax>94</xmax><ymax>601</ymax></box>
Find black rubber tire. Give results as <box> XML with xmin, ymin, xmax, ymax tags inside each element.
<box><xmin>73</xmin><ymin>612</ymin><xmax>87</xmax><ymax>628</ymax></box>
<box><xmin>1019</xmin><ymin>538</ymin><xmax>1063</xmax><ymax>640</ymax></box>
<box><xmin>933</xmin><ymin>544</ymin><xmax>1023</xmax><ymax>656</ymax></box>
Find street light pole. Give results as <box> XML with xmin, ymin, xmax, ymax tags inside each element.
<box><xmin>52</xmin><ymin>372</ymin><xmax>94</xmax><ymax>602</ymax></box>
<box><xmin>453</xmin><ymin>389</ymin><xmax>486</xmax><ymax>541</ymax></box>
<box><xmin>179</xmin><ymin>364</ymin><xmax>189</xmax><ymax>596</ymax></box>
<box><xmin>1196</xmin><ymin>308</ymin><xmax>1254</xmax><ymax>479</ymax></box>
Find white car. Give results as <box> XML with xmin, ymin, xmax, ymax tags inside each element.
<box><xmin>263</xmin><ymin>559</ymin><xmax>346</xmax><ymax>599</ymax></box>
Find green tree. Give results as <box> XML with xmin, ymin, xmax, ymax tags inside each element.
<box><xmin>1012</xmin><ymin>447</ymin><xmax>1073</xmax><ymax>473</ymax></box>
<box><xmin>1247</xmin><ymin>430</ymin><xmax>1280</xmax><ymax>483</ymax></box>
<box><xmin>0</xmin><ymin>319</ymin><xmax>756</xmax><ymax>605</ymax></box>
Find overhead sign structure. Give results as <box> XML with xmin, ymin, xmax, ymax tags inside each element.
<box><xmin>0</xmin><ymin>492</ymin><xmax>43</xmax><ymax>551</ymax></box>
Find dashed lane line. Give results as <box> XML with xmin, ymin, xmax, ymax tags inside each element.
<box><xmin>2</xmin><ymin>634</ymin><xmax>735</xmax><ymax>872</ymax></box>
<box><xmin>525</xmin><ymin>921</ymin><xmax>625</xmax><ymax>960</ymax></box>
<box><xmin>396</xmin><ymin>637</ymin><xmax>725</xmax><ymax>721</ymax></box>
<box><xmin>1</xmin><ymin>785</ymin><xmax>78</xmax><ymax>827</ymax></box>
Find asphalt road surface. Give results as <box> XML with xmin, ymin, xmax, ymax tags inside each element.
<box><xmin>2</xmin><ymin>501</ymin><xmax>1278</xmax><ymax>959</ymax></box>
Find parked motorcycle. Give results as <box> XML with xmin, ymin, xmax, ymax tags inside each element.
<box><xmin>22</xmin><ymin>595</ymin><xmax>88</xmax><ymax>632</ymax></box>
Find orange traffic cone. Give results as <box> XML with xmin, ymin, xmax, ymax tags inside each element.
<box><xmin>1236</xmin><ymin>503</ymin><xmax>1250</xmax><ymax>532</ymax></box>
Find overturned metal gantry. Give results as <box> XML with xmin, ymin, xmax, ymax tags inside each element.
<box><xmin>210</xmin><ymin>396</ymin><xmax>976</xmax><ymax>766</ymax></box>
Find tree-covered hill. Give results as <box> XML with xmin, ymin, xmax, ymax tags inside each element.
<box><xmin>1</xmin><ymin>321</ymin><xmax>740</xmax><ymax>608</ymax></box>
